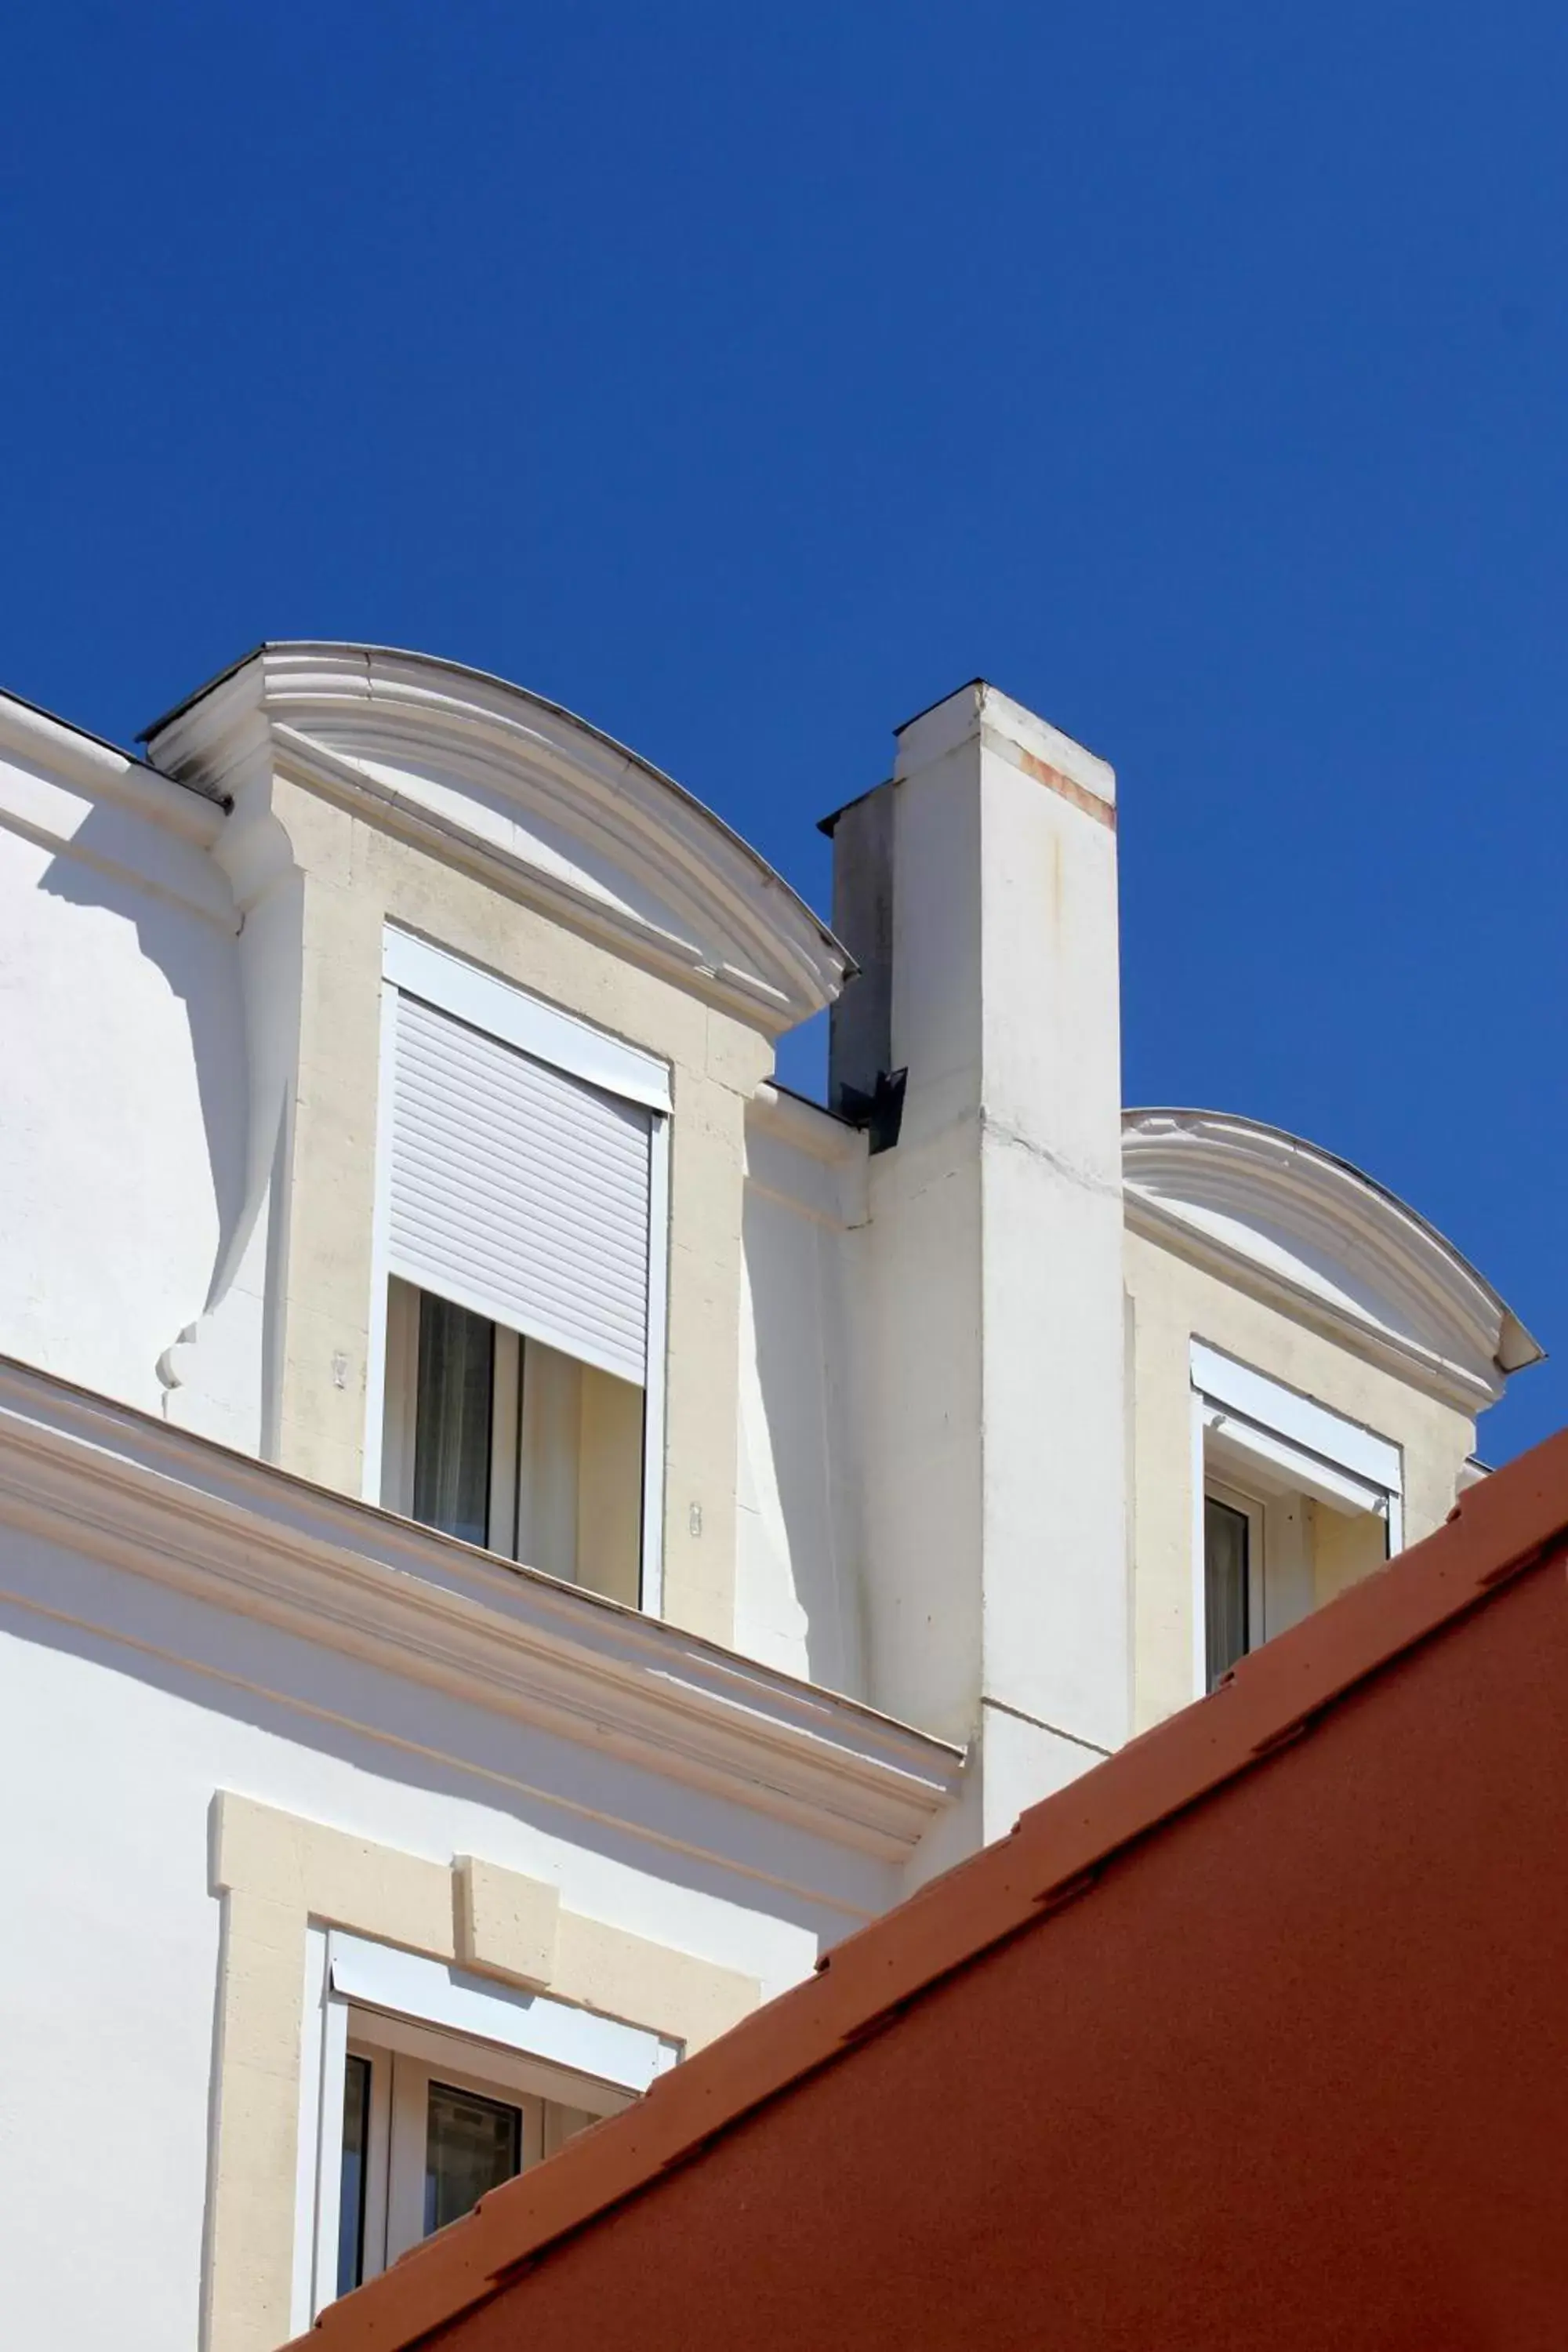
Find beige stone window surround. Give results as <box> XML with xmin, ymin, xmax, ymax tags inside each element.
<box><xmin>205</xmin><ymin>1792</ymin><xmax>758</xmax><ymax>2352</ymax></box>
<box><xmin>145</xmin><ymin>644</ymin><xmax>853</xmax><ymax>1652</ymax></box>
<box><xmin>366</xmin><ymin>928</ymin><xmax>669</xmax><ymax>1615</ymax></box>
<box><xmin>318</xmin><ymin>1929</ymin><xmax>668</xmax><ymax>2309</ymax></box>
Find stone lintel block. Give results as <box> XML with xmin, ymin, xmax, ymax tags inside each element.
<box><xmin>455</xmin><ymin>1854</ymin><xmax>561</xmax><ymax>1990</ymax></box>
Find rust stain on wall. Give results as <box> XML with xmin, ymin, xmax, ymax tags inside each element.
<box><xmin>1015</xmin><ymin>742</ymin><xmax>1116</xmax><ymax>831</ymax></box>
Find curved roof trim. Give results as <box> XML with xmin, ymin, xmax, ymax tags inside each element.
<box><xmin>1123</xmin><ymin>1109</ymin><xmax>1541</xmax><ymax>1411</ymax></box>
<box><xmin>142</xmin><ymin>643</ymin><xmax>851</xmax><ymax>1033</ymax></box>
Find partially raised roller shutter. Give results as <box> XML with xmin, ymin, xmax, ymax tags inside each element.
<box><xmin>387</xmin><ymin>990</ymin><xmax>652</xmax><ymax>1386</ymax></box>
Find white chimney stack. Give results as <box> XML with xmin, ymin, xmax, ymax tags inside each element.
<box><xmin>829</xmin><ymin>681</ymin><xmax>1129</xmax><ymax>1844</ymax></box>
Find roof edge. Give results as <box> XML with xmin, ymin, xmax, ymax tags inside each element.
<box><xmin>136</xmin><ymin>641</ymin><xmax>267</xmax><ymax>745</ymax></box>
<box><xmin>0</xmin><ymin>681</ymin><xmax>229</xmax><ymax>814</ymax></box>
<box><xmin>141</xmin><ymin>643</ymin><xmax>853</xmax><ymax>1029</ymax></box>
<box><xmin>143</xmin><ymin>641</ymin><xmax>847</xmax><ymax>957</ymax></box>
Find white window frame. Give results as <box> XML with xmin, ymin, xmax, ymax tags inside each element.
<box><xmin>376</xmin><ymin>1279</ymin><xmax>525</xmax><ymax>1550</ymax></box>
<box><xmin>354</xmin><ymin>2041</ymin><xmax>551</xmax><ymax>2285</ymax></box>
<box><xmin>1203</xmin><ymin>1479</ymin><xmax>1266</xmax><ymax>1677</ymax></box>
<box><xmin>364</xmin><ymin>928</ymin><xmax>672</xmax><ymax>1614</ymax></box>
<box><xmin>1189</xmin><ymin>1341</ymin><xmax>1403</xmax><ymax>1700</ymax></box>
<box><xmin>293</xmin><ymin>1930</ymin><xmax>680</xmax><ymax>2329</ymax></box>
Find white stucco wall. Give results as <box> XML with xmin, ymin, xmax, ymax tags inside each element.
<box><xmin>0</xmin><ymin>1515</ymin><xmax>899</xmax><ymax>2352</ymax></box>
<box><xmin>0</xmin><ymin>735</ymin><xmax>252</xmax><ymax>1428</ymax></box>
<box><xmin>735</xmin><ymin>1095</ymin><xmax>868</xmax><ymax>1696</ymax></box>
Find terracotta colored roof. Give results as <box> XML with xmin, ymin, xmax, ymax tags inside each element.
<box><xmin>291</xmin><ymin>1428</ymin><xmax>1568</xmax><ymax>2351</ymax></box>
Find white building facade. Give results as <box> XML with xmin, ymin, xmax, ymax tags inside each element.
<box><xmin>0</xmin><ymin>650</ymin><xmax>1537</xmax><ymax>2349</ymax></box>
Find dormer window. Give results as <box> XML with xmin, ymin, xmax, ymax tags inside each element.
<box><xmin>1191</xmin><ymin>1343</ymin><xmax>1402</xmax><ymax>1693</ymax></box>
<box><xmin>367</xmin><ymin>931</ymin><xmax>670</xmax><ymax>1613</ymax></box>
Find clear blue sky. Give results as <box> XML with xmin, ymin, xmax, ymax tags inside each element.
<box><xmin>4</xmin><ymin>4</ymin><xmax>1564</xmax><ymax>1461</ymax></box>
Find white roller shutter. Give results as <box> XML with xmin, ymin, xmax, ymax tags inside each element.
<box><xmin>388</xmin><ymin>989</ymin><xmax>653</xmax><ymax>1386</ymax></box>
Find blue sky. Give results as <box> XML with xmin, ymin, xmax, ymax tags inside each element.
<box><xmin>4</xmin><ymin>4</ymin><xmax>1565</xmax><ymax>1459</ymax></box>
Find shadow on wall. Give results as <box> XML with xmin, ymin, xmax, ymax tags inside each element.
<box><xmin>0</xmin><ymin>1552</ymin><xmax>860</xmax><ymax>1942</ymax></box>
<box><xmin>740</xmin><ymin>1187</ymin><xmax>866</xmax><ymax>1701</ymax></box>
<box><xmin>35</xmin><ymin>804</ymin><xmax>251</xmax><ymax>1327</ymax></box>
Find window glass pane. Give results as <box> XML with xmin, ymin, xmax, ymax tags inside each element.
<box><xmin>424</xmin><ymin>2080</ymin><xmax>522</xmax><ymax>2238</ymax></box>
<box><xmin>336</xmin><ymin>2054</ymin><xmax>372</xmax><ymax>2299</ymax></box>
<box><xmin>412</xmin><ymin>1294</ymin><xmax>495</xmax><ymax>1548</ymax></box>
<box><xmin>1204</xmin><ymin>1496</ymin><xmax>1250</xmax><ymax>1691</ymax></box>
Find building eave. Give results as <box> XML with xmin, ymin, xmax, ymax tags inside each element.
<box><xmin>141</xmin><ymin>643</ymin><xmax>853</xmax><ymax>1034</ymax></box>
<box><xmin>1122</xmin><ymin>1109</ymin><xmax>1541</xmax><ymax>1410</ymax></box>
<box><xmin>0</xmin><ymin>686</ymin><xmax>229</xmax><ymax>838</ymax></box>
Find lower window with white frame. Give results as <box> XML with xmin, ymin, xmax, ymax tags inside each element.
<box><xmin>334</xmin><ymin>2018</ymin><xmax>604</xmax><ymax>2297</ymax></box>
<box><xmin>299</xmin><ymin>1934</ymin><xmax>680</xmax><ymax>2325</ymax></box>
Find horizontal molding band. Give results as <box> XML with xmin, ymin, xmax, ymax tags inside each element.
<box><xmin>0</xmin><ymin>1356</ymin><xmax>962</xmax><ymax>1864</ymax></box>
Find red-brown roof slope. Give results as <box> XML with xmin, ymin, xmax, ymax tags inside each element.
<box><xmin>294</xmin><ymin>1429</ymin><xmax>1568</xmax><ymax>2352</ymax></box>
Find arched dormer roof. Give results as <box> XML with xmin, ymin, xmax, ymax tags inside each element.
<box><xmin>1122</xmin><ymin>1109</ymin><xmax>1541</xmax><ymax>1411</ymax></box>
<box><xmin>142</xmin><ymin>643</ymin><xmax>851</xmax><ymax>1034</ymax></box>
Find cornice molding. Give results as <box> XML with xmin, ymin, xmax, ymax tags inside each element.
<box><xmin>0</xmin><ymin>688</ymin><xmax>235</xmax><ymax>931</ymax></box>
<box><xmin>749</xmin><ymin>1083</ymin><xmax>865</xmax><ymax>1167</ymax></box>
<box><xmin>745</xmin><ymin>1084</ymin><xmax>869</xmax><ymax>1232</ymax></box>
<box><xmin>0</xmin><ymin>687</ymin><xmax>227</xmax><ymax>837</ymax></box>
<box><xmin>143</xmin><ymin>644</ymin><xmax>851</xmax><ymax>1035</ymax></box>
<box><xmin>0</xmin><ymin>1357</ymin><xmax>960</xmax><ymax>1864</ymax></box>
<box><xmin>1123</xmin><ymin>1109</ymin><xmax>1541</xmax><ymax>1412</ymax></box>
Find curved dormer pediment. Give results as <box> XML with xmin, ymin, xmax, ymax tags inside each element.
<box><xmin>143</xmin><ymin>643</ymin><xmax>851</xmax><ymax>1034</ymax></box>
<box><xmin>1123</xmin><ymin>1109</ymin><xmax>1541</xmax><ymax>1410</ymax></box>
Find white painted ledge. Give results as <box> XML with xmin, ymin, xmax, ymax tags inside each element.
<box><xmin>0</xmin><ymin>1355</ymin><xmax>962</xmax><ymax>1862</ymax></box>
<box><xmin>0</xmin><ymin>688</ymin><xmax>227</xmax><ymax>844</ymax></box>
